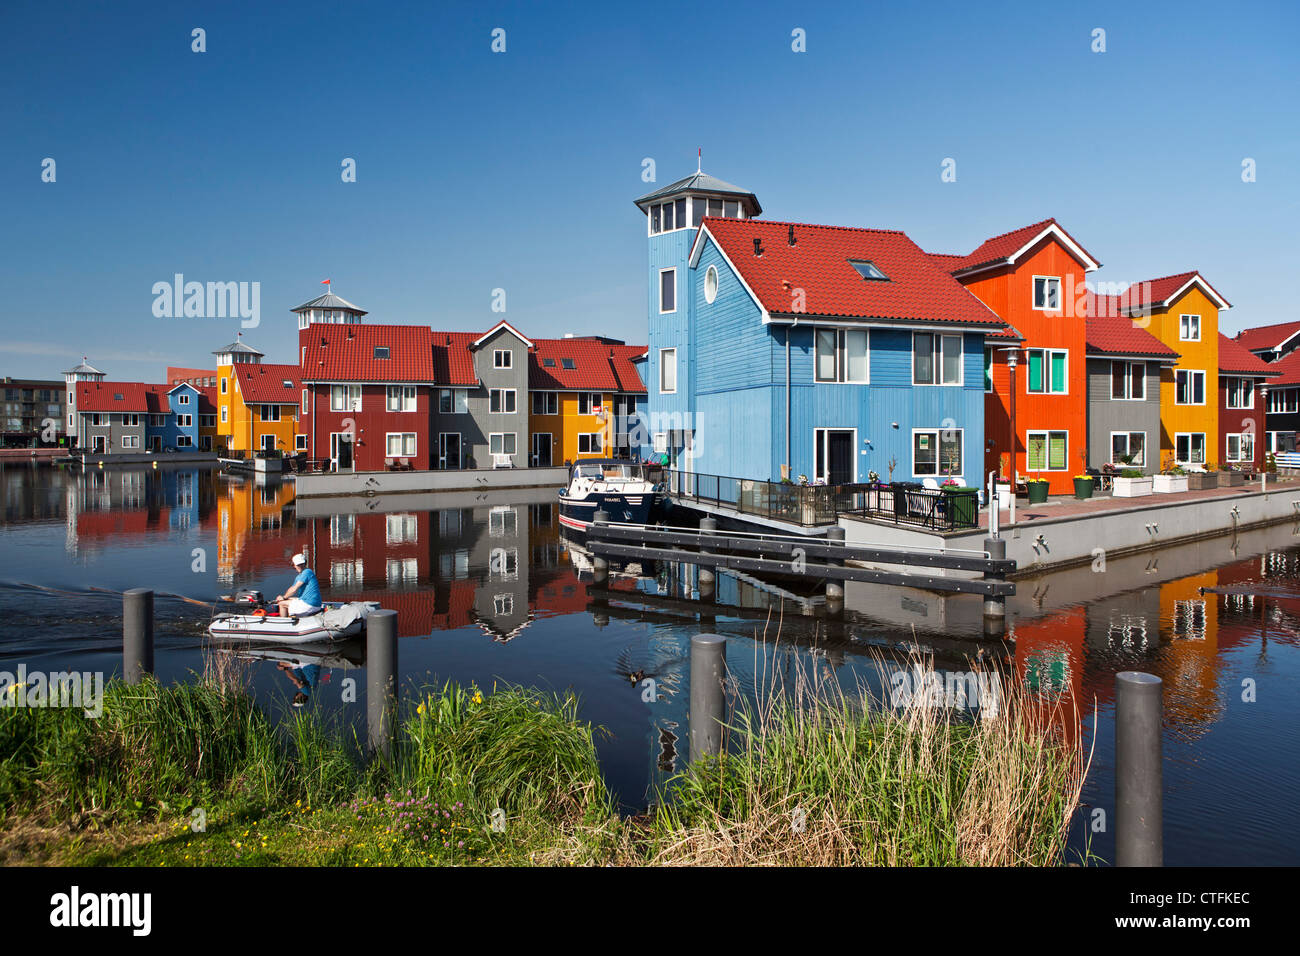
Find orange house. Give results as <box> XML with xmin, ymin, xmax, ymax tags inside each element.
<box><xmin>527</xmin><ymin>338</ymin><xmax>647</xmax><ymax>466</ymax></box>
<box><xmin>934</xmin><ymin>219</ymin><xmax>1100</xmax><ymax>494</ymax></box>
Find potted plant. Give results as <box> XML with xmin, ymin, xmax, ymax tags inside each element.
<box><xmin>1267</xmin><ymin>451</ymin><xmax>1278</xmax><ymax>474</ymax></box>
<box><xmin>1153</xmin><ymin>456</ymin><xmax>1188</xmax><ymax>493</ymax></box>
<box><xmin>1072</xmin><ymin>447</ymin><xmax>1094</xmax><ymax>499</ymax></box>
<box><xmin>1187</xmin><ymin>462</ymin><xmax>1217</xmax><ymax>491</ymax></box>
<box><xmin>1218</xmin><ymin>462</ymin><xmax>1245</xmax><ymax>488</ymax></box>
<box><xmin>1026</xmin><ymin>472</ymin><xmax>1050</xmax><ymax>504</ymax></box>
<box><xmin>1113</xmin><ymin>468</ymin><xmax>1153</xmax><ymax>497</ymax></box>
<box><xmin>994</xmin><ymin>452</ymin><xmax>1013</xmax><ymax>511</ymax></box>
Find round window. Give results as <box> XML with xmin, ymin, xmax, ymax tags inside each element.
<box><xmin>704</xmin><ymin>265</ymin><xmax>719</xmax><ymax>304</ymax></box>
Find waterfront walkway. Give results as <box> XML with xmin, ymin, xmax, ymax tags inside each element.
<box><xmin>998</xmin><ymin>477</ymin><xmax>1299</xmax><ymax>528</ymax></box>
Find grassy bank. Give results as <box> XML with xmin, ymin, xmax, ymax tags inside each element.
<box><xmin>0</xmin><ymin>656</ymin><xmax>1087</xmax><ymax>866</ymax></box>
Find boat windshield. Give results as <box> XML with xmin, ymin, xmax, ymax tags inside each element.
<box><xmin>574</xmin><ymin>463</ymin><xmax>640</xmax><ymax>480</ymax></box>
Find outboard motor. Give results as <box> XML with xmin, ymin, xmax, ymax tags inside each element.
<box><xmin>234</xmin><ymin>589</ymin><xmax>264</xmax><ymax>605</ymax></box>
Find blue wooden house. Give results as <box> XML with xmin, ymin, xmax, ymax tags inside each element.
<box><xmin>635</xmin><ymin>171</ymin><xmax>1005</xmax><ymax>486</ymax></box>
<box><xmin>145</xmin><ymin>382</ymin><xmax>201</xmax><ymax>452</ymax></box>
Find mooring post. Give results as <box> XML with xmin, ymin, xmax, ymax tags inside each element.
<box><xmin>123</xmin><ymin>588</ymin><xmax>154</xmax><ymax>685</ymax></box>
<box><xmin>697</xmin><ymin>516</ymin><xmax>717</xmax><ymax>598</ymax></box>
<box><xmin>366</xmin><ymin>609</ymin><xmax>399</xmax><ymax>761</ymax></box>
<box><xmin>689</xmin><ymin>633</ymin><xmax>726</xmax><ymax>762</ymax></box>
<box><xmin>982</xmin><ymin>537</ymin><xmax>1007</xmax><ymax>621</ymax></box>
<box><xmin>825</xmin><ymin>525</ymin><xmax>846</xmax><ymax>611</ymax></box>
<box><xmin>591</xmin><ymin>509</ymin><xmax>610</xmax><ymax>584</ymax></box>
<box><xmin>1116</xmin><ymin>671</ymin><xmax>1163</xmax><ymax>867</ymax></box>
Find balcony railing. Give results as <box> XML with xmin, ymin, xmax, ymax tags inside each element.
<box><xmin>666</xmin><ymin>470</ymin><xmax>875</xmax><ymax>527</ymax></box>
<box><xmin>841</xmin><ymin>483</ymin><xmax>980</xmax><ymax>532</ymax></box>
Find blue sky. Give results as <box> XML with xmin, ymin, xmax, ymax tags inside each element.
<box><xmin>3</xmin><ymin>0</ymin><xmax>1297</xmax><ymax>382</ymax></box>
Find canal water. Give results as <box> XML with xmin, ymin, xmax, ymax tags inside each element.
<box><xmin>1</xmin><ymin>462</ymin><xmax>1296</xmax><ymax>865</ymax></box>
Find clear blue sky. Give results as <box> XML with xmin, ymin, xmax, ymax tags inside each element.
<box><xmin>3</xmin><ymin>0</ymin><xmax>1297</xmax><ymax>382</ymax></box>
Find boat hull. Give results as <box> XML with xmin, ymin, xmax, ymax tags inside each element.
<box><xmin>207</xmin><ymin>601</ymin><xmax>377</xmax><ymax>643</ymax></box>
<box><xmin>558</xmin><ymin>491</ymin><xmax>654</xmax><ymax>532</ymax></box>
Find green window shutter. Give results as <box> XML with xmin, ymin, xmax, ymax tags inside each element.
<box><xmin>1049</xmin><ymin>433</ymin><xmax>1067</xmax><ymax>469</ymax></box>
<box><xmin>1050</xmin><ymin>352</ymin><xmax>1066</xmax><ymax>393</ymax></box>
<box><xmin>1028</xmin><ymin>351</ymin><xmax>1043</xmax><ymax>392</ymax></box>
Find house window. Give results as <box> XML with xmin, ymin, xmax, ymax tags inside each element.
<box><xmin>176</xmin><ymin>414</ymin><xmax>192</xmax><ymax>427</ymax></box>
<box><xmin>561</xmin><ymin>358</ymin><xmax>576</xmax><ymax>370</ymax></box>
<box><xmin>220</xmin><ymin>378</ymin><xmax>227</xmax><ymax>394</ymax></box>
<box><xmin>1267</xmin><ymin>388</ymin><xmax>1299</xmax><ymax>414</ymax></box>
<box><xmin>386</xmin><ymin>385</ymin><xmax>416</xmax><ymax>412</ymax></box>
<box><xmin>578</xmin><ymin>433</ymin><xmax>602</xmax><ymax>454</ymax></box>
<box><xmin>704</xmin><ymin>265</ymin><xmax>719</xmax><ymax>304</ymax></box>
<box><xmin>983</xmin><ymin>348</ymin><xmax>993</xmax><ymax>393</ymax></box>
<box><xmin>660</xmin><ymin>348</ymin><xmax>677</xmax><ymax>393</ymax></box>
<box><xmin>1033</xmin><ymin>276</ymin><xmax>1062</xmax><ymax>311</ymax></box>
<box><xmin>1175</xmin><ymin>432</ymin><xmax>1207</xmax><ymax>465</ymax></box>
<box><xmin>1179</xmin><ymin>314</ymin><xmax>1201</xmax><ymax>341</ymax></box>
<box><xmin>1175</xmin><ymin>370</ymin><xmax>1206</xmax><ymax>405</ymax></box>
<box><xmin>1111</xmin><ymin>361</ymin><xmax>1145</xmax><ymax>400</ymax></box>
<box><xmin>296</xmin><ymin>434</ymin><xmax>308</xmax><ymax>451</ymax></box>
<box><xmin>814</xmin><ymin>328</ymin><xmax>869</xmax><ymax>383</ymax></box>
<box><xmin>489</xmin><ymin>432</ymin><xmax>517</xmax><ymax>456</ymax></box>
<box><xmin>220</xmin><ymin>406</ymin><xmax>228</xmax><ymax>423</ymax></box>
<box><xmin>262</xmin><ymin>405</ymin><xmax>280</xmax><ymax>422</ymax></box>
<box><xmin>1111</xmin><ymin>432</ymin><xmax>1146</xmax><ymax>466</ymax></box>
<box><xmin>1225</xmin><ymin>376</ymin><xmax>1254</xmax><ymax>409</ymax></box>
<box><xmin>494</xmin><ymin>349</ymin><xmax>512</xmax><ymax>369</ymax></box>
<box><xmin>489</xmin><ymin>388</ymin><xmax>517</xmax><ymax>413</ymax></box>
<box><xmin>178</xmin><ymin>394</ymin><xmax>189</xmax><ymax>405</ymax></box>
<box><xmin>659</xmin><ymin>268</ymin><xmax>676</xmax><ymax>314</ymax></box>
<box><xmin>489</xmin><ymin>507</ymin><xmax>517</xmax><ymax>537</ymax></box>
<box><xmin>912</xmin><ymin>333</ymin><xmax>963</xmax><ymax>385</ymax></box>
<box><xmin>385</xmin><ymin>432</ymin><xmax>417</xmax><ymax>457</ymax></box>
<box><xmin>1226</xmin><ymin>433</ymin><xmax>1255</xmax><ymax>462</ymax></box>
<box><xmin>330</xmin><ymin>385</ymin><xmax>361</xmax><ymax>411</ymax></box>
<box><xmin>374</xmin><ymin>346</ymin><xmax>390</xmax><ymax>359</ymax></box>
<box><xmin>849</xmin><ymin>260</ymin><xmax>889</xmax><ymax>281</ymax></box>
<box><xmin>301</xmin><ymin>389</ymin><xmax>308</xmax><ymax>413</ymax></box>
<box><xmin>577</xmin><ymin>392</ymin><xmax>603</xmax><ymax>415</ymax></box>
<box><xmin>912</xmin><ymin>428</ymin><xmax>963</xmax><ymax>477</ymax></box>
<box><xmin>121</xmin><ymin>435</ymin><xmax>139</xmax><ymax>449</ymax></box>
<box><xmin>386</xmin><ymin>513</ymin><xmax>418</xmax><ymax>544</ymax></box>
<box><xmin>1027</xmin><ymin>430</ymin><xmax>1069</xmax><ymax>471</ymax></box>
<box><xmin>532</xmin><ymin>391</ymin><xmax>559</xmax><ymax>415</ymax></box>
<box><xmin>1027</xmin><ymin>349</ymin><xmax>1068</xmax><ymax>394</ymax></box>
<box><xmin>438</xmin><ymin>389</ymin><xmax>468</xmax><ymax>414</ymax></box>
<box><xmin>176</xmin><ymin>435</ymin><xmax>193</xmax><ymax>447</ymax></box>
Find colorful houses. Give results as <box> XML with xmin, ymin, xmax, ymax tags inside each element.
<box><xmin>527</xmin><ymin>337</ymin><xmax>647</xmax><ymax>465</ymax></box>
<box><xmin>1083</xmin><ymin>314</ymin><xmax>1178</xmax><ymax>473</ymax></box>
<box><xmin>213</xmin><ymin>337</ymin><xmax>301</xmax><ymax>457</ymax></box>
<box><xmin>1217</xmin><ymin>334</ymin><xmax>1276</xmax><ymax>471</ymax></box>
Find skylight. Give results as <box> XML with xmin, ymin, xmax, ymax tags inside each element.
<box><xmin>849</xmin><ymin>260</ymin><xmax>889</xmax><ymax>281</ymax></box>
<box><xmin>374</xmin><ymin>347</ymin><xmax>390</xmax><ymax>359</ymax></box>
<box><xmin>542</xmin><ymin>358</ymin><xmax>556</xmax><ymax>368</ymax></box>
<box><xmin>561</xmin><ymin>358</ymin><xmax>576</xmax><ymax>370</ymax></box>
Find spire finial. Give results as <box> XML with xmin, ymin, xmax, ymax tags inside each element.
<box><xmin>697</xmin><ymin>147</ymin><xmax>702</xmax><ymax>174</ymax></box>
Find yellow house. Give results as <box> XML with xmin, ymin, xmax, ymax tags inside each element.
<box><xmin>1110</xmin><ymin>272</ymin><xmax>1229</xmax><ymax>468</ymax></box>
<box><xmin>214</xmin><ymin>337</ymin><xmax>302</xmax><ymax>456</ymax></box>
<box><xmin>527</xmin><ymin>340</ymin><xmax>647</xmax><ymax>466</ymax></box>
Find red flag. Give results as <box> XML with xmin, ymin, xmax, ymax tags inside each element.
<box><xmin>321</xmin><ymin>278</ymin><xmax>331</xmax><ymax>285</ymax></box>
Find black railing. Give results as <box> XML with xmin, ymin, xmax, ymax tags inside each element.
<box><xmin>842</xmin><ymin>483</ymin><xmax>980</xmax><ymax>532</ymax></box>
<box><xmin>667</xmin><ymin>470</ymin><xmax>875</xmax><ymax>527</ymax></box>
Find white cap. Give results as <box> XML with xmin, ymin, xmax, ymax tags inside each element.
<box><xmin>292</xmin><ymin>553</ymin><xmax>306</xmax><ymax>566</ymax></box>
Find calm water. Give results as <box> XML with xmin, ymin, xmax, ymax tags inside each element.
<box><xmin>1</xmin><ymin>461</ymin><xmax>1297</xmax><ymax>865</ymax></box>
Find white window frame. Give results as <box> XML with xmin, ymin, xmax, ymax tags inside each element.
<box><xmin>301</xmin><ymin>389</ymin><xmax>308</xmax><ymax>413</ymax></box>
<box><xmin>386</xmin><ymin>385</ymin><xmax>417</xmax><ymax>412</ymax></box>
<box><xmin>1110</xmin><ymin>431</ymin><xmax>1147</xmax><ymax>467</ymax></box>
<box><xmin>911</xmin><ymin>427</ymin><xmax>964</xmax><ymax>478</ymax></box>
<box><xmin>660</xmin><ymin>348</ymin><xmax>677</xmax><ymax>394</ymax></box>
<box><xmin>296</xmin><ymin>434</ymin><xmax>308</xmax><ymax>451</ymax></box>
<box><xmin>532</xmin><ymin>391</ymin><xmax>559</xmax><ymax>415</ymax></box>
<box><xmin>1224</xmin><ymin>376</ymin><xmax>1254</xmax><ymax>410</ymax></box>
<box><xmin>176</xmin><ymin>413</ymin><xmax>192</xmax><ymax>427</ymax></box>
<box><xmin>983</xmin><ymin>347</ymin><xmax>993</xmax><ymax>394</ymax></box>
<box><xmin>1110</xmin><ymin>361</ymin><xmax>1146</xmax><ymax>401</ymax></box>
<box><xmin>489</xmin><ymin>388</ymin><xmax>517</xmax><ymax>414</ymax></box>
<box><xmin>178</xmin><ymin>393</ymin><xmax>190</xmax><ymax>405</ymax></box>
<box><xmin>1032</xmin><ymin>275</ymin><xmax>1062</xmax><ymax>311</ymax></box>
<box><xmin>912</xmin><ymin>333</ymin><xmax>963</xmax><ymax>386</ymax></box>
<box><xmin>489</xmin><ymin>506</ymin><xmax>517</xmax><ymax>537</ymax></box>
<box><xmin>438</xmin><ymin>388</ymin><xmax>469</xmax><ymax>414</ymax></box>
<box><xmin>385</xmin><ymin>513</ymin><xmax>418</xmax><ymax>545</ymax></box>
<box><xmin>385</xmin><ymin>432</ymin><xmax>417</xmax><ymax>458</ymax></box>
<box><xmin>704</xmin><ymin>264</ymin><xmax>719</xmax><ymax>304</ymax></box>
<box><xmin>814</xmin><ymin>328</ymin><xmax>870</xmax><ymax>384</ymax></box>
<box><xmin>330</xmin><ymin>384</ymin><xmax>361</xmax><ymax>412</ymax></box>
<box><xmin>176</xmin><ymin>435</ymin><xmax>193</xmax><ymax>448</ymax></box>
<box><xmin>1026</xmin><ymin>429</ymin><xmax>1070</xmax><ymax>471</ymax></box>
<box><xmin>659</xmin><ymin>268</ymin><xmax>677</xmax><ymax>314</ymax></box>
<box><xmin>220</xmin><ymin>406</ymin><xmax>228</xmax><ymax>423</ymax></box>
<box><xmin>220</xmin><ymin>378</ymin><xmax>227</xmax><ymax>395</ymax></box>
<box><xmin>577</xmin><ymin>392</ymin><xmax>603</xmax><ymax>415</ymax></box>
<box><xmin>261</xmin><ymin>404</ymin><xmax>281</xmax><ymax>422</ymax></box>
<box><xmin>1175</xmin><ymin>369</ymin><xmax>1206</xmax><ymax>406</ymax></box>
<box><xmin>1179</xmin><ymin>313</ymin><xmax>1201</xmax><ymax>342</ymax></box>
<box><xmin>489</xmin><ymin>432</ymin><xmax>517</xmax><ymax>457</ymax></box>
<box><xmin>578</xmin><ymin>432</ymin><xmax>603</xmax><ymax>455</ymax></box>
<box><xmin>1026</xmin><ymin>348</ymin><xmax>1069</xmax><ymax>395</ymax></box>
<box><xmin>1226</xmin><ymin>432</ymin><xmax>1255</xmax><ymax>463</ymax></box>
<box><xmin>438</xmin><ymin>432</ymin><xmax>462</xmax><ymax>469</ymax></box>
<box><xmin>1175</xmin><ymin>432</ymin><xmax>1207</xmax><ymax>465</ymax></box>
<box><xmin>493</xmin><ymin>349</ymin><xmax>512</xmax><ymax>369</ymax></box>
<box><xmin>121</xmin><ymin>435</ymin><xmax>139</xmax><ymax>449</ymax></box>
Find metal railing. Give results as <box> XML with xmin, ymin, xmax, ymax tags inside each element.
<box><xmin>841</xmin><ymin>484</ymin><xmax>980</xmax><ymax>532</ymax></box>
<box><xmin>666</xmin><ymin>470</ymin><xmax>875</xmax><ymax>527</ymax></box>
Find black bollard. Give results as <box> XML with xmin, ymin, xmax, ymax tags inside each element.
<box><xmin>367</xmin><ymin>609</ymin><xmax>399</xmax><ymax>760</ymax></box>
<box><xmin>123</xmin><ymin>588</ymin><xmax>154</xmax><ymax>685</ymax></box>
<box><xmin>1116</xmin><ymin>671</ymin><xmax>1163</xmax><ymax>866</ymax></box>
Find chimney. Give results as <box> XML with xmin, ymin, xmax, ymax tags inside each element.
<box><xmin>753</xmin><ymin>238</ymin><xmax>764</xmax><ymax>257</ymax></box>
<box><xmin>788</xmin><ymin>224</ymin><xmax>796</xmax><ymax>246</ymax></box>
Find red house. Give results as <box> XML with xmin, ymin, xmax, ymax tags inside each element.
<box><xmin>1217</xmin><ymin>333</ymin><xmax>1278</xmax><ymax>471</ymax></box>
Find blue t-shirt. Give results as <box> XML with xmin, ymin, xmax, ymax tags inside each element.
<box><xmin>294</xmin><ymin>568</ymin><xmax>322</xmax><ymax>608</ymax></box>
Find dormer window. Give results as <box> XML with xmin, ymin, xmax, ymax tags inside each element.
<box><xmin>374</xmin><ymin>346</ymin><xmax>390</xmax><ymax>359</ymax></box>
<box><xmin>850</xmin><ymin>260</ymin><xmax>889</xmax><ymax>281</ymax></box>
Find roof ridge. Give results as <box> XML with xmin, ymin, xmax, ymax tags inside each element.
<box><xmin>705</xmin><ymin>216</ymin><xmax>909</xmax><ymax>236</ymax></box>
<box><xmin>973</xmin><ymin>217</ymin><xmax>1057</xmax><ymax>245</ymax></box>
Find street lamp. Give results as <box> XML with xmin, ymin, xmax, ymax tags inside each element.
<box><xmin>999</xmin><ymin>347</ymin><xmax>1022</xmax><ymax>524</ymax></box>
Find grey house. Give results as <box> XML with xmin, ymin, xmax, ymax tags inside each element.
<box><xmin>1085</xmin><ymin>318</ymin><xmax>1179</xmax><ymax>474</ymax></box>
<box><xmin>452</xmin><ymin>321</ymin><xmax>533</xmax><ymax>469</ymax></box>
<box><xmin>76</xmin><ymin>382</ymin><xmax>149</xmax><ymax>454</ymax></box>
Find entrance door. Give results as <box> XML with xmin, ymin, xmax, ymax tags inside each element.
<box><xmin>261</xmin><ymin>434</ymin><xmax>276</xmax><ymax>454</ymax></box>
<box><xmin>330</xmin><ymin>432</ymin><xmax>353</xmax><ymax>472</ymax></box>
<box><xmin>93</xmin><ymin>435</ymin><xmax>106</xmax><ymax>453</ymax></box>
<box><xmin>814</xmin><ymin>428</ymin><xmax>856</xmax><ymax>484</ymax></box>
<box><xmin>150</xmin><ymin>435</ymin><xmax>162</xmax><ymax>452</ymax></box>
<box><xmin>532</xmin><ymin>433</ymin><xmax>552</xmax><ymax>467</ymax></box>
<box><xmin>438</xmin><ymin>433</ymin><xmax>461</xmax><ymax>470</ymax></box>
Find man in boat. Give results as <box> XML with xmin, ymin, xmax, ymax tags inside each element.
<box><xmin>275</xmin><ymin>553</ymin><xmax>323</xmax><ymax>619</ymax></box>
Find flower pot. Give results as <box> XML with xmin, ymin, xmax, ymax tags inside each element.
<box><xmin>1185</xmin><ymin>472</ymin><xmax>1216</xmax><ymax>491</ymax></box>
<box><xmin>994</xmin><ymin>482</ymin><xmax>1012</xmax><ymax>511</ymax></box>
<box><xmin>1113</xmin><ymin>476</ymin><xmax>1153</xmax><ymax>497</ymax></box>
<box><xmin>1026</xmin><ymin>480</ymin><xmax>1050</xmax><ymax>504</ymax></box>
<box><xmin>1073</xmin><ymin>477</ymin><xmax>1094</xmax><ymax>499</ymax></box>
<box><xmin>1217</xmin><ymin>471</ymin><xmax>1244</xmax><ymax>487</ymax></box>
<box><xmin>1152</xmin><ymin>474</ymin><xmax>1188</xmax><ymax>494</ymax></box>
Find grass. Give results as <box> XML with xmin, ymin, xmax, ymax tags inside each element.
<box><xmin>0</xmin><ymin>648</ymin><xmax>1089</xmax><ymax>867</ymax></box>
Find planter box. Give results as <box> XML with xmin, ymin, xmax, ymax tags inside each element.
<box><xmin>1113</xmin><ymin>476</ymin><xmax>1153</xmax><ymax>497</ymax></box>
<box><xmin>994</xmin><ymin>482</ymin><xmax>1013</xmax><ymax>511</ymax></box>
<box><xmin>1217</xmin><ymin>471</ymin><xmax>1245</xmax><ymax>487</ymax></box>
<box><xmin>1152</xmin><ymin>474</ymin><xmax>1188</xmax><ymax>494</ymax></box>
<box><xmin>1186</xmin><ymin>472</ymin><xmax>1217</xmax><ymax>491</ymax></box>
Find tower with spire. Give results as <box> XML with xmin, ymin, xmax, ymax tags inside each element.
<box><xmin>63</xmin><ymin>357</ymin><xmax>106</xmax><ymax>447</ymax></box>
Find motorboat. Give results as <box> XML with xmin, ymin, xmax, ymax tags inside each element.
<box><xmin>208</xmin><ymin>590</ymin><xmax>381</xmax><ymax>643</ymax></box>
<box><xmin>558</xmin><ymin>459</ymin><xmax>657</xmax><ymax>533</ymax></box>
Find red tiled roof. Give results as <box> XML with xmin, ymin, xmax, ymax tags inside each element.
<box><xmin>166</xmin><ymin>366</ymin><xmax>217</xmax><ymax>386</ymax></box>
<box><xmin>1085</xmin><ymin>313</ymin><xmax>1179</xmax><ymax>359</ymax></box>
<box><xmin>198</xmin><ymin>386</ymin><xmax>217</xmax><ymax>415</ymax></box>
<box><xmin>1110</xmin><ymin>271</ymin><xmax>1231</xmax><ymax>312</ymax></box>
<box><xmin>697</xmin><ymin>218</ymin><xmax>1003</xmax><ymax>327</ymax></box>
<box><xmin>1264</xmin><ymin>348</ymin><xmax>1300</xmax><ymax>387</ymax></box>
<box><xmin>301</xmin><ymin>324</ymin><xmax>437</xmax><ymax>383</ymax></box>
<box><xmin>529</xmin><ymin>340</ymin><xmax>647</xmax><ymax>393</ymax></box>
<box><xmin>432</xmin><ymin>332</ymin><xmax>479</xmax><ymax>387</ymax></box>
<box><xmin>77</xmin><ymin>381</ymin><xmax>151</xmax><ymax>412</ymax></box>
<box><xmin>1218</xmin><ymin>333</ymin><xmax>1279</xmax><ymax>376</ymax></box>
<box><xmin>235</xmin><ymin>364</ymin><xmax>302</xmax><ymax>404</ymax></box>
<box><xmin>1234</xmin><ymin>320</ymin><xmax>1300</xmax><ymax>355</ymax></box>
<box><xmin>944</xmin><ymin>218</ymin><xmax>1100</xmax><ymax>273</ymax></box>
<box><xmin>986</xmin><ymin>324</ymin><xmax>1024</xmax><ymax>342</ymax></box>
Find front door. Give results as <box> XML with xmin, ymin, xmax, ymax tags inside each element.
<box><xmin>438</xmin><ymin>433</ymin><xmax>460</xmax><ymax>470</ymax></box>
<box><xmin>150</xmin><ymin>435</ymin><xmax>162</xmax><ymax>452</ymax></box>
<box><xmin>814</xmin><ymin>428</ymin><xmax>855</xmax><ymax>484</ymax></box>
<box><xmin>531</xmin><ymin>433</ymin><xmax>552</xmax><ymax>467</ymax></box>
<box><xmin>92</xmin><ymin>435</ymin><xmax>106</xmax><ymax>453</ymax></box>
<box><xmin>261</xmin><ymin>434</ymin><xmax>276</xmax><ymax>454</ymax></box>
<box><xmin>330</xmin><ymin>432</ymin><xmax>353</xmax><ymax>472</ymax></box>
